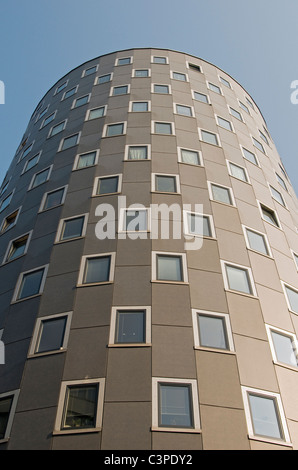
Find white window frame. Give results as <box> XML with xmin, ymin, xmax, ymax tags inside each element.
<box><xmin>58</xmin><ymin>132</ymin><xmax>81</xmax><ymax>152</ymax></box>
<box><xmin>102</xmin><ymin>122</ymin><xmax>127</xmax><ymax>138</ymax></box>
<box><xmin>183</xmin><ymin>210</ymin><xmax>216</xmax><ymax>239</ymax></box>
<box><xmin>54</xmin><ymin>80</ymin><xmax>69</xmax><ymax>95</ymax></box>
<box><xmin>92</xmin><ymin>173</ymin><xmax>122</xmax><ymax>196</ymax></box>
<box><xmin>276</xmin><ymin>172</ymin><xmax>288</xmax><ymax>192</ymax></box>
<box><xmin>170</xmin><ymin>70</ymin><xmax>189</xmax><ymax>82</ymax></box>
<box><xmin>28</xmin><ymin>311</ymin><xmax>73</xmax><ymax>357</ymax></box>
<box><xmin>269</xmin><ymin>184</ymin><xmax>287</xmax><ymax>208</ymax></box>
<box><xmin>118</xmin><ymin>207</ymin><xmax>151</xmax><ymax>234</ymax></box>
<box><xmin>186</xmin><ymin>61</ymin><xmax>203</xmax><ymax>73</ymax></box>
<box><xmin>251</xmin><ymin>135</ymin><xmax>266</xmax><ymax>155</ymax></box>
<box><xmin>115</xmin><ymin>56</ymin><xmax>133</xmax><ymax>66</ymax></box>
<box><xmin>47</xmin><ymin>119</ymin><xmax>67</xmax><ymax>138</ymax></box>
<box><xmin>198</xmin><ymin>128</ymin><xmax>221</xmax><ymax>147</ymax></box>
<box><xmin>19</xmin><ymin>141</ymin><xmax>35</xmax><ymax>162</ymax></box>
<box><xmin>110</xmin><ymin>84</ymin><xmax>131</xmax><ymax>97</ymax></box>
<box><xmin>240</xmin><ymin>145</ymin><xmax>260</xmax><ymax>167</ymax></box>
<box><xmin>85</xmin><ymin>105</ymin><xmax>107</xmax><ymax>121</ymax></box>
<box><xmin>174</xmin><ymin>103</ymin><xmax>194</xmax><ymax>117</ymax></box>
<box><xmin>207</xmin><ymin>81</ymin><xmax>222</xmax><ymax>95</ymax></box>
<box><xmin>152</xmin><ymin>251</ymin><xmax>188</xmax><ymax>283</ymax></box>
<box><xmin>54</xmin><ymin>378</ymin><xmax>105</xmax><ymax>434</ymax></box>
<box><xmin>77</xmin><ymin>253</ymin><xmax>116</xmax><ymax>286</ymax></box>
<box><xmin>21</xmin><ymin>152</ymin><xmax>42</xmax><ymax>174</ymax></box>
<box><xmin>28</xmin><ymin>165</ymin><xmax>52</xmax><ymax>190</ymax></box>
<box><xmin>221</xmin><ymin>260</ymin><xmax>257</xmax><ymax>297</ymax></box>
<box><xmin>108</xmin><ymin>306</ymin><xmax>151</xmax><ymax>347</ymax></box>
<box><xmin>207</xmin><ymin>181</ymin><xmax>236</xmax><ymax>206</ymax></box>
<box><xmin>39</xmin><ymin>185</ymin><xmax>68</xmax><ymax>212</ymax></box>
<box><xmin>151</xmin><ymin>173</ymin><xmax>180</xmax><ymax>194</ymax></box>
<box><xmin>81</xmin><ymin>64</ymin><xmax>99</xmax><ymax>78</ymax></box>
<box><xmin>192</xmin><ymin>90</ymin><xmax>210</xmax><ymax>104</ymax></box>
<box><xmin>151</xmin><ymin>121</ymin><xmax>175</xmax><ymax>136</ymax></box>
<box><xmin>192</xmin><ymin>309</ymin><xmax>235</xmax><ymax>352</ymax></box>
<box><xmin>128</xmin><ymin>100</ymin><xmax>151</xmax><ymax>113</ymax></box>
<box><xmin>0</xmin><ymin>206</ymin><xmax>21</xmax><ymax>234</ymax></box>
<box><xmin>242</xmin><ymin>224</ymin><xmax>272</xmax><ymax>257</ymax></box>
<box><xmin>241</xmin><ymin>386</ymin><xmax>291</xmax><ymax>446</ymax></box>
<box><xmin>94</xmin><ymin>72</ymin><xmax>113</xmax><ymax>85</ymax></box>
<box><xmin>61</xmin><ymin>85</ymin><xmax>79</xmax><ymax>101</ymax></box>
<box><xmin>2</xmin><ymin>230</ymin><xmax>33</xmax><ymax>264</ymax></box>
<box><xmin>73</xmin><ymin>149</ymin><xmax>100</xmax><ymax>171</ymax></box>
<box><xmin>0</xmin><ymin>390</ymin><xmax>20</xmax><ymax>442</ymax></box>
<box><xmin>40</xmin><ymin>111</ymin><xmax>57</xmax><ymax>129</ymax></box>
<box><xmin>219</xmin><ymin>75</ymin><xmax>232</xmax><ymax>89</ymax></box>
<box><xmin>152</xmin><ymin>377</ymin><xmax>201</xmax><ymax>433</ymax></box>
<box><xmin>238</xmin><ymin>99</ymin><xmax>250</xmax><ymax>115</ymax></box>
<box><xmin>124</xmin><ymin>144</ymin><xmax>151</xmax><ymax>161</ymax></box>
<box><xmin>215</xmin><ymin>115</ymin><xmax>235</xmax><ymax>133</ymax></box>
<box><xmin>12</xmin><ymin>264</ymin><xmax>49</xmax><ymax>303</ymax></box>
<box><xmin>177</xmin><ymin>147</ymin><xmax>203</xmax><ymax>166</ymax></box>
<box><xmin>257</xmin><ymin>200</ymin><xmax>281</xmax><ymax>229</ymax></box>
<box><xmin>228</xmin><ymin>105</ymin><xmax>244</xmax><ymax>122</ymax></box>
<box><xmin>266</xmin><ymin>323</ymin><xmax>298</xmax><ymax>369</ymax></box>
<box><xmin>291</xmin><ymin>250</ymin><xmax>298</xmax><ymax>271</ymax></box>
<box><xmin>151</xmin><ymin>55</ymin><xmax>169</xmax><ymax>65</ymax></box>
<box><xmin>55</xmin><ymin>213</ymin><xmax>89</xmax><ymax>243</ymax></box>
<box><xmin>71</xmin><ymin>94</ymin><xmax>91</xmax><ymax>109</ymax></box>
<box><xmin>281</xmin><ymin>281</ymin><xmax>298</xmax><ymax>314</ymax></box>
<box><xmin>132</xmin><ymin>68</ymin><xmax>151</xmax><ymax>78</ymax></box>
<box><xmin>151</xmin><ymin>83</ymin><xmax>172</xmax><ymax>94</ymax></box>
<box><xmin>226</xmin><ymin>160</ymin><xmax>250</xmax><ymax>183</ymax></box>
<box><xmin>0</xmin><ymin>190</ymin><xmax>14</xmax><ymax>213</ymax></box>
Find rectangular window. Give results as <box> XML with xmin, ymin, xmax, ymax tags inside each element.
<box><xmin>0</xmin><ymin>391</ymin><xmax>19</xmax><ymax>441</ymax></box>
<box><xmin>246</xmin><ymin>97</ymin><xmax>254</xmax><ymax>109</ymax></box>
<box><xmin>86</xmin><ymin>106</ymin><xmax>106</xmax><ymax>120</ymax></box>
<box><xmin>3</xmin><ymin>231</ymin><xmax>32</xmax><ymax>263</ymax></box>
<box><xmin>104</xmin><ymin>122</ymin><xmax>126</xmax><ymax>137</ymax></box>
<box><xmin>276</xmin><ymin>173</ymin><xmax>287</xmax><ymax>191</ymax></box>
<box><xmin>39</xmin><ymin>186</ymin><xmax>67</xmax><ymax>212</ymax></box>
<box><xmin>133</xmin><ymin>69</ymin><xmax>150</xmax><ymax>77</ymax></box>
<box><xmin>116</xmin><ymin>57</ymin><xmax>132</xmax><ymax>66</ymax></box>
<box><xmin>153</xmin><ymin>121</ymin><xmax>174</xmax><ymax>135</ymax></box>
<box><xmin>184</xmin><ymin>211</ymin><xmax>215</xmax><ymax>238</ymax></box>
<box><xmin>243</xmin><ymin>226</ymin><xmax>271</xmax><ymax>256</ymax></box>
<box><xmin>193</xmin><ymin>91</ymin><xmax>209</xmax><ymax>104</ymax></box>
<box><xmin>227</xmin><ymin>161</ymin><xmax>249</xmax><ymax>182</ymax></box>
<box><xmin>216</xmin><ymin>116</ymin><xmax>234</xmax><ymax>132</ymax></box>
<box><xmin>12</xmin><ymin>265</ymin><xmax>48</xmax><ymax>302</ymax></box>
<box><xmin>252</xmin><ymin>136</ymin><xmax>266</xmax><ymax>154</ymax></box>
<box><xmin>282</xmin><ymin>283</ymin><xmax>298</xmax><ymax>314</ymax></box>
<box><xmin>207</xmin><ymin>82</ymin><xmax>222</xmax><ymax>94</ymax></box>
<box><xmin>239</xmin><ymin>101</ymin><xmax>250</xmax><ymax>114</ymax></box>
<box><xmin>152</xmin><ymin>56</ymin><xmax>168</xmax><ymax>64</ymax></box>
<box><xmin>269</xmin><ymin>185</ymin><xmax>286</xmax><ymax>207</ymax></box>
<box><xmin>152</xmin><ymin>378</ymin><xmax>200</xmax><ymax>432</ymax></box>
<box><xmin>125</xmin><ymin>145</ymin><xmax>150</xmax><ymax>161</ymax></box>
<box><xmin>292</xmin><ymin>251</ymin><xmax>298</xmax><ymax>270</ymax></box>
<box><xmin>266</xmin><ymin>325</ymin><xmax>298</xmax><ymax>368</ymax></box>
<box><xmin>229</xmin><ymin>106</ymin><xmax>243</xmax><ymax>121</ymax></box>
<box><xmin>62</xmin><ymin>86</ymin><xmax>78</xmax><ymax>100</ymax></box>
<box><xmin>78</xmin><ymin>253</ymin><xmax>115</xmax><ymax>285</ymax></box>
<box><xmin>59</xmin><ymin>133</ymin><xmax>80</xmax><ymax>151</ymax></box>
<box><xmin>73</xmin><ymin>150</ymin><xmax>99</xmax><ymax>170</ymax></box>
<box><xmin>259</xmin><ymin>130</ymin><xmax>269</xmax><ymax>145</ymax></box>
<box><xmin>93</xmin><ymin>174</ymin><xmax>122</xmax><ymax>196</ymax></box>
<box><xmin>221</xmin><ymin>261</ymin><xmax>256</xmax><ymax>296</ymax></box>
<box><xmin>152</xmin><ymin>84</ymin><xmax>170</xmax><ymax>94</ymax></box>
<box><xmin>175</xmin><ymin>104</ymin><xmax>193</xmax><ymax>117</ymax></box>
<box><xmin>0</xmin><ymin>192</ymin><xmax>13</xmax><ymax>212</ymax></box>
<box><xmin>109</xmin><ymin>306</ymin><xmax>151</xmax><ymax>346</ymax></box>
<box><xmin>96</xmin><ymin>73</ymin><xmax>112</xmax><ymax>84</ymax></box>
<box><xmin>171</xmin><ymin>71</ymin><xmax>187</xmax><ymax>81</ymax></box>
<box><xmin>153</xmin><ymin>174</ymin><xmax>179</xmax><ymax>193</ymax></box>
<box><xmin>20</xmin><ymin>143</ymin><xmax>34</xmax><ymax>160</ymax></box>
<box><xmin>111</xmin><ymin>85</ymin><xmax>129</xmax><ymax>96</ymax></box>
<box><xmin>153</xmin><ymin>252</ymin><xmax>188</xmax><ymax>283</ymax></box>
<box><xmin>241</xmin><ymin>146</ymin><xmax>259</xmax><ymax>166</ymax></box>
<box><xmin>219</xmin><ymin>76</ymin><xmax>231</xmax><ymax>88</ymax></box>
<box><xmin>48</xmin><ymin>120</ymin><xmax>67</xmax><ymax>138</ymax></box>
<box><xmin>29</xmin><ymin>166</ymin><xmax>52</xmax><ymax>189</ymax></box>
<box><xmin>82</xmin><ymin>65</ymin><xmax>98</xmax><ymax>77</ymax></box>
<box><xmin>208</xmin><ymin>182</ymin><xmax>234</xmax><ymax>205</ymax></box>
<box><xmin>0</xmin><ymin>208</ymin><xmax>20</xmax><ymax>234</ymax></box>
<box><xmin>188</xmin><ymin>63</ymin><xmax>202</xmax><ymax>73</ymax></box>
<box><xmin>199</xmin><ymin>129</ymin><xmax>220</xmax><ymax>146</ymax></box>
<box><xmin>72</xmin><ymin>94</ymin><xmax>90</xmax><ymax>108</ymax></box>
<box><xmin>119</xmin><ymin>208</ymin><xmax>149</xmax><ymax>233</ymax></box>
<box><xmin>55</xmin><ymin>214</ymin><xmax>88</xmax><ymax>243</ymax></box>
<box><xmin>259</xmin><ymin>203</ymin><xmax>280</xmax><ymax>228</ymax></box>
<box><xmin>40</xmin><ymin>112</ymin><xmax>56</xmax><ymax>128</ymax></box>
<box><xmin>129</xmin><ymin>101</ymin><xmax>149</xmax><ymax>112</ymax></box>
<box><xmin>29</xmin><ymin>312</ymin><xmax>72</xmax><ymax>356</ymax></box>
<box><xmin>22</xmin><ymin>152</ymin><xmax>41</xmax><ymax>173</ymax></box>
<box><xmin>55</xmin><ymin>81</ymin><xmax>68</xmax><ymax>94</ymax></box>
<box><xmin>192</xmin><ymin>309</ymin><xmax>234</xmax><ymax>351</ymax></box>
<box><xmin>178</xmin><ymin>147</ymin><xmax>202</xmax><ymax>166</ymax></box>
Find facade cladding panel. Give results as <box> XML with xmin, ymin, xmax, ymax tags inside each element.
<box><xmin>0</xmin><ymin>48</ymin><xmax>297</xmax><ymax>450</ymax></box>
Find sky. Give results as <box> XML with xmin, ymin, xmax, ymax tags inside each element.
<box><xmin>0</xmin><ymin>0</ymin><xmax>298</xmax><ymax>194</ymax></box>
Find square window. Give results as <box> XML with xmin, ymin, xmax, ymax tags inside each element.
<box><xmin>154</xmin><ymin>174</ymin><xmax>178</xmax><ymax>193</ymax></box>
<box><xmin>115</xmin><ymin>310</ymin><xmax>146</xmax><ymax>344</ymax></box>
<box><xmin>74</xmin><ymin>150</ymin><xmax>98</xmax><ymax>170</ymax></box>
<box><xmin>185</xmin><ymin>212</ymin><xmax>214</xmax><ymax>238</ymax></box>
<box><xmin>4</xmin><ymin>232</ymin><xmax>31</xmax><ymax>263</ymax></box>
<box><xmin>62</xmin><ymin>383</ymin><xmax>98</xmax><ymax>430</ymax></box>
<box><xmin>216</xmin><ymin>116</ymin><xmax>233</xmax><ymax>131</ymax></box>
<box><xmin>159</xmin><ymin>383</ymin><xmax>193</xmax><ymax>428</ymax></box>
<box><xmin>209</xmin><ymin>182</ymin><xmax>234</xmax><ymax>205</ymax></box>
<box><xmin>30</xmin><ymin>167</ymin><xmax>51</xmax><ymax>189</ymax></box>
<box><xmin>241</xmin><ymin>147</ymin><xmax>258</xmax><ymax>166</ymax></box>
<box><xmin>78</xmin><ymin>254</ymin><xmax>115</xmax><ymax>285</ymax></box>
<box><xmin>179</xmin><ymin>148</ymin><xmax>201</xmax><ymax>165</ymax></box>
<box><xmin>229</xmin><ymin>107</ymin><xmax>243</xmax><ymax>121</ymax></box>
<box><xmin>267</xmin><ymin>326</ymin><xmax>298</xmax><ymax>368</ymax></box>
<box><xmin>244</xmin><ymin>227</ymin><xmax>271</xmax><ymax>256</ymax></box>
<box><xmin>86</xmin><ymin>107</ymin><xmax>106</xmax><ymax>120</ymax></box>
<box><xmin>153</xmin><ymin>122</ymin><xmax>174</xmax><ymax>135</ymax></box>
<box><xmin>222</xmin><ymin>261</ymin><xmax>255</xmax><ymax>295</ymax></box>
<box><xmin>96</xmin><ymin>73</ymin><xmax>112</xmax><ymax>84</ymax></box>
<box><xmin>154</xmin><ymin>253</ymin><xmax>187</xmax><ymax>283</ymax></box>
<box><xmin>56</xmin><ymin>214</ymin><xmax>87</xmax><ymax>242</ymax></box>
<box><xmin>193</xmin><ymin>91</ymin><xmax>209</xmax><ymax>104</ymax></box>
<box><xmin>13</xmin><ymin>265</ymin><xmax>48</xmax><ymax>302</ymax></box>
<box><xmin>131</xmin><ymin>101</ymin><xmax>149</xmax><ymax>112</ymax></box>
<box><xmin>283</xmin><ymin>283</ymin><xmax>298</xmax><ymax>313</ymax></box>
<box><xmin>228</xmin><ymin>161</ymin><xmax>249</xmax><ymax>182</ymax></box>
<box><xmin>153</xmin><ymin>84</ymin><xmax>170</xmax><ymax>94</ymax></box>
<box><xmin>199</xmin><ymin>129</ymin><xmax>220</xmax><ymax>146</ymax></box>
<box><xmin>260</xmin><ymin>203</ymin><xmax>280</xmax><ymax>227</ymax></box>
<box><xmin>134</xmin><ymin>69</ymin><xmax>149</xmax><ymax>77</ymax></box>
<box><xmin>197</xmin><ymin>312</ymin><xmax>230</xmax><ymax>350</ymax></box>
<box><xmin>40</xmin><ymin>187</ymin><xmax>66</xmax><ymax>211</ymax></box>
<box><xmin>105</xmin><ymin>123</ymin><xmax>125</xmax><ymax>137</ymax></box>
<box><xmin>32</xmin><ymin>313</ymin><xmax>71</xmax><ymax>355</ymax></box>
<box><xmin>112</xmin><ymin>85</ymin><xmax>129</xmax><ymax>96</ymax></box>
<box><xmin>59</xmin><ymin>133</ymin><xmax>80</xmax><ymax>151</ymax></box>
<box><xmin>208</xmin><ymin>82</ymin><xmax>222</xmax><ymax>94</ymax></box>
<box><xmin>94</xmin><ymin>175</ymin><xmax>121</xmax><ymax>195</ymax></box>
<box><xmin>270</xmin><ymin>185</ymin><xmax>286</xmax><ymax>207</ymax></box>
<box><xmin>126</xmin><ymin>145</ymin><xmax>149</xmax><ymax>160</ymax></box>
<box><xmin>175</xmin><ymin>104</ymin><xmax>193</xmax><ymax>117</ymax></box>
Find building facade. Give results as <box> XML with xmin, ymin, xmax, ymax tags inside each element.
<box><xmin>0</xmin><ymin>48</ymin><xmax>298</xmax><ymax>450</ymax></box>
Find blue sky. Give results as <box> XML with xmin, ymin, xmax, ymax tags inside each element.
<box><xmin>0</xmin><ymin>0</ymin><xmax>298</xmax><ymax>193</ymax></box>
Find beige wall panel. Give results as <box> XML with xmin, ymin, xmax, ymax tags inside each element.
<box><xmin>257</xmin><ymin>284</ymin><xmax>293</xmax><ymax>331</ymax></box>
<box><xmin>152</xmin><ymin>283</ymin><xmax>192</xmax><ymax>326</ymax></box>
<box><xmin>113</xmin><ymin>266</ymin><xmax>151</xmax><ymax>305</ymax></box>
<box><xmin>216</xmin><ymin>228</ymin><xmax>250</xmax><ymax>265</ymax></box>
<box><xmin>188</xmin><ymin>269</ymin><xmax>228</xmax><ymax>312</ymax></box>
<box><xmin>179</xmin><ymin>165</ymin><xmax>207</xmax><ymax>188</ymax></box>
<box><xmin>186</xmin><ymin>239</ymin><xmax>221</xmax><ymax>273</ymax></box>
<box><xmin>248</xmin><ymin>251</ymin><xmax>282</xmax><ymax>291</ymax></box>
<box><xmin>211</xmin><ymin>203</ymin><xmax>242</xmax><ymax>234</ymax></box>
<box><xmin>271</xmin><ymin>249</ymin><xmax>298</xmax><ymax>287</ymax></box>
<box><xmin>152</xmin><ymin>431</ymin><xmax>202</xmax><ymax>450</ymax></box>
<box><xmin>275</xmin><ymin>366</ymin><xmax>298</xmax><ymax>421</ymax></box>
<box><xmin>227</xmin><ymin>293</ymin><xmax>267</xmax><ymax>340</ymax></box>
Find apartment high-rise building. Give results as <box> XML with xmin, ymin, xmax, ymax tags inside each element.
<box><xmin>0</xmin><ymin>48</ymin><xmax>298</xmax><ymax>450</ymax></box>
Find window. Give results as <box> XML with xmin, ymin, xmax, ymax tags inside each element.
<box><xmin>282</xmin><ymin>282</ymin><xmax>298</xmax><ymax>314</ymax></box>
<box><xmin>192</xmin><ymin>91</ymin><xmax>209</xmax><ymax>104</ymax></box>
<box><xmin>192</xmin><ymin>309</ymin><xmax>234</xmax><ymax>351</ymax></box>
<box><xmin>207</xmin><ymin>82</ymin><xmax>222</xmax><ymax>94</ymax></box>
<box><xmin>54</xmin><ymin>378</ymin><xmax>105</xmax><ymax>433</ymax></box>
<box><xmin>96</xmin><ymin>73</ymin><xmax>113</xmax><ymax>84</ymax></box>
<box><xmin>78</xmin><ymin>253</ymin><xmax>115</xmax><ymax>285</ymax></box>
<box><xmin>20</xmin><ymin>142</ymin><xmax>34</xmax><ymax>160</ymax></box>
<box><xmin>55</xmin><ymin>214</ymin><xmax>88</xmax><ymax>243</ymax></box>
<box><xmin>133</xmin><ymin>69</ymin><xmax>150</xmax><ymax>77</ymax></box>
<box><xmin>153</xmin><ymin>174</ymin><xmax>180</xmax><ymax>193</ymax></box>
<box><xmin>59</xmin><ymin>133</ymin><xmax>80</xmax><ymax>151</ymax></box>
<box><xmin>40</xmin><ymin>112</ymin><xmax>56</xmax><ymax>128</ymax></box>
<box><xmin>73</xmin><ymin>150</ymin><xmax>99</xmax><ymax>170</ymax></box>
<box><xmin>219</xmin><ymin>76</ymin><xmax>231</xmax><ymax>88</ymax></box>
<box><xmin>266</xmin><ymin>325</ymin><xmax>298</xmax><ymax>368</ymax></box>
<box><xmin>241</xmin><ymin>146</ymin><xmax>259</xmax><ymax>166</ymax></box>
<box><xmin>86</xmin><ymin>106</ymin><xmax>106</xmax><ymax>120</ymax></box>
<box><xmin>119</xmin><ymin>208</ymin><xmax>149</xmax><ymax>233</ymax></box>
<box><xmin>269</xmin><ymin>185</ymin><xmax>286</xmax><ymax>207</ymax></box>
<box><xmin>152</xmin><ymin>56</ymin><xmax>168</xmax><ymax>64</ymax></box>
<box><xmin>188</xmin><ymin>63</ymin><xmax>202</xmax><ymax>73</ymax></box>
<box><xmin>72</xmin><ymin>94</ymin><xmax>90</xmax><ymax>108</ymax></box>
<box><xmin>116</xmin><ymin>57</ymin><xmax>132</xmax><ymax>66</ymax></box>
<box><xmin>40</xmin><ymin>186</ymin><xmax>67</xmax><ymax>212</ymax></box>
<box><xmin>109</xmin><ymin>306</ymin><xmax>151</xmax><ymax>346</ymax></box>
<box><xmin>93</xmin><ymin>174</ymin><xmax>122</xmax><ymax>196</ymax></box>
<box><xmin>0</xmin><ymin>391</ymin><xmax>19</xmax><ymax>441</ymax></box>
<box><xmin>0</xmin><ymin>180</ymin><xmax>9</xmax><ymax>197</ymax></box>
<box><xmin>259</xmin><ymin>130</ymin><xmax>269</xmax><ymax>145</ymax></box>
<box><xmin>125</xmin><ymin>145</ymin><xmax>150</xmax><ymax>161</ymax></box>
<box><xmin>152</xmin><ymin>84</ymin><xmax>170</xmax><ymax>94</ymax></box>
<box><xmin>12</xmin><ymin>265</ymin><xmax>48</xmax><ymax>302</ymax></box>
<box><xmin>152</xmin><ymin>378</ymin><xmax>200</xmax><ymax>431</ymax></box>
<box><xmin>111</xmin><ymin>85</ymin><xmax>129</xmax><ymax>96</ymax></box>
<box><xmin>171</xmin><ymin>71</ymin><xmax>187</xmax><ymax>81</ymax></box>
<box><xmin>242</xmin><ymin>387</ymin><xmax>290</xmax><ymax>444</ymax></box>
<box><xmin>252</xmin><ymin>136</ymin><xmax>266</xmax><ymax>154</ymax></box>
<box><xmin>0</xmin><ymin>192</ymin><xmax>13</xmax><ymax>212</ymax></box>
<box><xmin>82</xmin><ymin>65</ymin><xmax>98</xmax><ymax>77</ymax></box>
<box><xmin>29</xmin><ymin>312</ymin><xmax>72</xmax><ymax>356</ymax></box>
<box><xmin>37</xmin><ymin>107</ymin><xmax>49</xmax><ymax>121</ymax></box>
<box><xmin>208</xmin><ymin>182</ymin><xmax>234</xmax><ymax>205</ymax></box>
<box><xmin>3</xmin><ymin>231</ymin><xmax>32</xmax><ymax>263</ymax></box>
<box><xmin>55</xmin><ymin>81</ymin><xmax>68</xmax><ymax>94</ymax></box>
<box><xmin>292</xmin><ymin>251</ymin><xmax>298</xmax><ymax>270</ymax></box>
<box><xmin>276</xmin><ymin>173</ymin><xmax>287</xmax><ymax>191</ymax></box>
<box><xmin>221</xmin><ymin>261</ymin><xmax>256</xmax><ymax>296</ymax></box>
<box><xmin>227</xmin><ymin>161</ymin><xmax>249</xmax><ymax>183</ymax></box>
<box><xmin>152</xmin><ymin>121</ymin><xmax>174</xmax><ymax>135</ymax></box>
<box><xmin>184</xmin><ymin>211</ymin><xmax>215</xmax><ymax>238</ymax></box>
<box><xmin>199</xmin><ymin>129</ymin><xmax>220</xmax><ymax>146</ymax></box>
<box><xmin>239</xmin><ymin>100</ymin><xmax>250</xmax><ymax>114</ymax></box>
<box><xmin>48</xmin><ymin>120</ymin><xmax>67</xmax><ymax>137</ymax></box>
<box><xmin>259</xmin><ymin>203</ymin><xmax>280</xmax><ymax>228</ymax></box>
<box><xmin>178</xmin><ymin>148</ymin><xmax>202</xmax><ymax>166</ymax></box>
<box><xmin>0</xmin><ymin>208</ymin><xmax>20</xmax><ymax>234</ymax></box>
<box><xmin>152</xmin><ymin>252</ymin><xmax>188</xmax><ymax>283</ymax></box>
<box><xmin>243</xmin><ymin>226</ymin><xmax>271</xmax><ymax>256</ymax></box>
<box><xmin>246</xmin><ymin>97</ymin><xmax>254</xmax><ymax>110</ymax></box>
<box><xmin>216</xmin><ymin>116</ymin><xmax>234</xmax><ymax>132</ymax></box>
<box><xmin>229</xmin><ymin>106</ymin><xmax>243</xmax><ymax>121</ymax></box>
<box><xmin>129</xmin><ymin>101</ymin><xmax>150</xmax><ymax>112</ymax></box>
<box><xmin>104</xmin><ymin>122</ymin><xmax>126</xmax><ymax>137</ymax></box>
<box><xmin>29</xmin><ymin>166</ymin><xmax>52</xmax><ymax>189</ymax></box>
<box><xmin>62</xmin><ymin>86</ymin><xmax>78</xmax><ymax>100</ymax></box>
<box><xmin>22</xmin><ymin>152</ymin><xmax>41</xmax><ymax>173</ymax></box>
<box><xmin>175</xmin><ymin>104</ymin><xmax>193</xmax><ymax>117</ymax></box>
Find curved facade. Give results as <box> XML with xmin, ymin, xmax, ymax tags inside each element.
<box><xmin>0</xmin><ymin>48</ymin><xmax>298</xmax><ymax>450</ymax></box>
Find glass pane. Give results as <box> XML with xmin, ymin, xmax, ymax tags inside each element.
<box><xmin>128</xmin><ymin>146</ymin><xmax>147</xmax><ymax>160</ymax></box>
<box><xmin>77</xmin><ymin>152</ymin><xmax>96</xmax><ymax>168</ymax></box>
<box><xmin>98</xmin><ymin>74</ymin><xmax>111</xmax><ymax>84</ymax></box>
<box><xmin>113</xmin><ymin>86</ymin><xmax>128</xmax><ymax>95</ymax></box>
<box><xmin>155</xmin><ymin>122</ymin><xmax>172</xmax><ymax>134</ymax></box>
<box><xmin>115</xmin><ymin>310</ymin><xmax>145</xmax><ymax>343</ymax></box>
<box><xmin>246</xmin><ymin>229</ymin><xmax>268</xmax><ymax>255</ymax></box>
<box><xmin>51</xmin><ymin>122</ymin><xmax>65</xmax><ymax>136</ymax></box>
<box><xmin>36</xmin><ymin>316</ymin><xmax>67</xmax><ymax>353</ymax></box>
<box><xmin>64</xmin><ymin>88</ymin><xmax>76</xmax><ymax>99</ymax></box>
<box><xmin>262</xmin><ymin>207</ymin><xmax>278</xmax><ymax>226</ymax></box>
<box><xmin>125</xmin><ymin>210</ymin><xmax>147</xmax><ymax>231</ymax></box>
<box><xmin>159</xmin><ymin>384</ymin><xmax>193</xmax><ymax>428</ymax></box>
<box><xmin>188</xmin><ymin>213</ymin><xmax>210</xmax><ymax>237</ymax></box>
<box><xmin>157</xmin><ymin>255</ymin><xmax>182</xmax><ymax>282</ymax></box>
<box><xmin>106</xmin><ymin>124</ymin><xmax>124</xmax><ymax>136</ymax></box>
<box><xmin>0</xmin><ymin>396</ymin><xmax>13</xmax><ymax>439</ymax></box>
<box><xmin>84</xmin><ymin>256</ymin><xmax>110</xmax><ymax>283</ymax></box>
<box><xmin>62</xmin><ymin>134</ymin><xmax>79</xmax><ymax>150</ymax></box>
<box><xmin>271</xmin><ymin>331</ymin><xmax>297</xmax><ymax>367</ymax></box>
<box><xmin>198</xmin><ymin>314</ymin><xmax>228</xmax><ymax>349</ymax></box>
<box><xmin>154</xmin><ymin>57</ymin><xmax>166</xmax><ymax>64</ymax></box>
<box><xmin>61</xmin><ymin>217</ymin><xmax>84</xmax><ymax>240</ymax></box>
<box><xmin>229</xmin><ymin>163</ymin><xmax>247</xmax><ymax>181</ymax></box>
<box><xmin>211</xmin><ymin>184</ymin><xmax>232</xmax><ymax>204</ymax></box>
<box><xmin>154</xmin><ymin>85</ymin><xmax>169</xmax><ymax>94</ymax></box>
<box><xmin>88</xmin><ymin>107</ymin><xmax>105</xmax><ymax>120</ymax></box>
<box><xmin>173</xmin><ymin>72</ymin><xmax>186</xmax><ymax>81</ymax></box>
<box><xmin>242</xmin><ymin>148</ymin><xmax>257</xmax><ymax>165</ymax></box>
<box><xmin>201</xmin><ymin>130</ymin><xmax>218</xmax><ymax>145</ymax></box>
<box><xmin>176</xmin><ymin>105</ymin><xmax>192</xmax><ymax>116</ymax></box>
<box><xmin>132</xmin><ymin>102</ymin><xmax>148</xmax><ymax>112</ymax></box>
<box><xmin>118</xmin><ymin>58</ymin><xmax>130</xmax><ymax>65</ymax></box>
<box><xmin>19</xmin><ymin>269</ymin><xmax>44</xmax><ymax>299</ymax></box>
<box><xmin>226</xmin><ymin>265</ymin><xmax>252</xmax><ymax>294</ymax></box>
<box><xmin>97</xmin><ymin>176</ymin><xmax>118</xmax><ymax>194</ymax></box>
<box><xmin>271</xmin><ymin>187</ymin><xmax>285</xmax><ymax>206</ymax></box>
<box><xmin>156</xmin><ymin>175</ymin><xmax>176</xmax><ymax>192</ymax></box>
<box><xmin>135</xmin><ymin>69</ymin><xmax>148</xmax><ymax>77</ymax></box>
<box><xmin>209</xmin><ymin>83</ymin><xmax>221</xmax><ymax>94</ymax></box>
<box><xmin>181</xmin><ymin>149</ymin><xmax>200</xmax><ymax>165</ymax></box>
<box><xmin>249</xmin><ymin>394</ymin><xmax>282</xmax><ymax>439</ymax></box>
<box><xmin>230</xmin><ymin>108</ymin><xmax>242</xmax><ymax>120</ymax></box>
<box><xmin>84</xmin><ymin>66</ymin><xmax>97</xmax><ymax>76</ymax></box>
<box><xmin>8</xmin><ymin>238</ymin><xmax>27</xmax><ymax>260</ymax></box>
<box><xmin>63</xmin><ymin>385</ymin><xmax>98</xmax><ymax>429</ymax></box>
<box><xmin>44</xmin><ymin>189</ymin><xmax>64</xmax><ymax>210</ymax></box>
<box><xmin>33</xmin><ymin>169</ymin><xmax>49</xmax><ymax>187</ymax></box>
<box><xmin>194</xmin><ymin>92</ymin><xmax>208</xmax><ymax>103</ymax></box>
<box><xmin>26</xmin><ymin>155</ymin><xmax>39</xmax><ymax>171</ymax></box>
<box><xmin>75</xmin><ymin>96</ymin><xmax>89</xmax><ymax>107</ymax></box>
<box><xmin>285</xmin><ymin>286</ymin><xmax>298</xmax><ymax>313</ymax></box>
<box><xmin>218</xmin><ymin>117</ymin><xmax>232</xmax><ymax>131</ymax></box>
